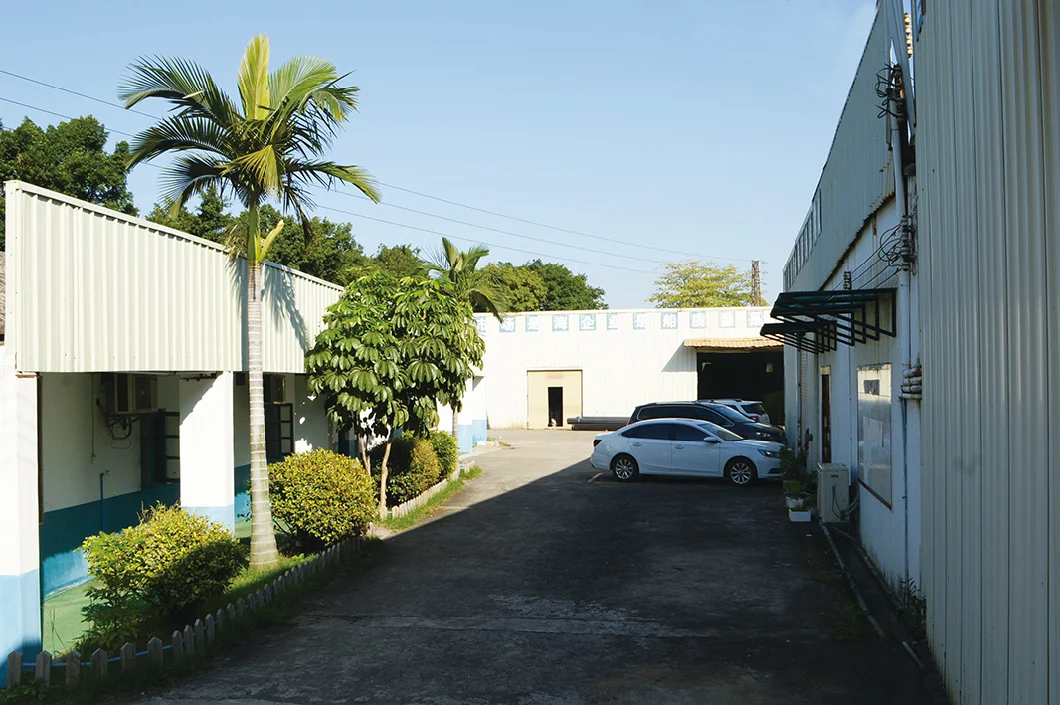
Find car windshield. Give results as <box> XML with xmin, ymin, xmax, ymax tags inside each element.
<box><xmin>708</xmin><ymin>404</ymin><xmax>754</xmax><ymax>423</ymax></box>
<box><xmin>695</xmin><ymin>421</ymin><xmax>742</xmax><ymax>442</ymax></box>
<box><xmin>742</xmin><ymin>403</ymin><xmax>767</xmax><ymax>415</ymax></box>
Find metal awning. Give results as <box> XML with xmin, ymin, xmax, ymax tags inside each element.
<box><xmin>762</xmin><ymin>288</ymin><xmax>896</xmax><ymax>352</ymax></box>
<box><xmin>682</xmin><ymin>337</ymin><xmax>782</xmax><ymax>350</ymax></box>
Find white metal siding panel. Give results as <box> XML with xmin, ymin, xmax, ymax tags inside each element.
<box><xmin>4</xmin><ymin>182</ymin><xmax>341</xmax><ymax>374</ymax></box>
<box><xmin>786</xmin><ymin>9</ymin><xmax>896</xmax><ymax>292</ymax></box>
<box><xmin>917</xmin><ymin>3</ymin><xmax>1056</xmax><ymax>702</ymax></box>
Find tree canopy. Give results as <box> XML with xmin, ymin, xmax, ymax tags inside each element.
<box><xmin>369</xmin><ymin>244</ymin><xmax>425</xmax><ymax>279</ymax></box>
<box><xmin>524</xmin><ymin>260</ymin><xmax>607</xmax><ymax>311</ymax></box>
<box><xmin>0</xmin><ymin>116</ymin><xmax>136</xmax><ymax>248</ymax></box>
<box><xmin>648</xmin><ymin>261</ymin><xmax>760</xmax><ymax>308</ymax></box>
<box><xmin>480</xmin><ymin>262</ymin><xmax>547</xmax><ymax>313</ymax></box>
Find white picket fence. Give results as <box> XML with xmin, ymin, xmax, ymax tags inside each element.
<box><xmin>384</xmin><ymin>464</ymin><xmax>466</xmax><ymax>520</ymax></box>
<box><xmin>5</xmin><ymin>535</ymin><xmax>365</xmax><ymax>691</ymax></box>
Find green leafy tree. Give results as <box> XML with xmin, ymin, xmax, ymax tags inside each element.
<box><xmin>424</xmin><ymin>237</ymin><xmax>504</xmax><ymax>436</ymax></box>
<box><xmin>368</xmin><ymin>244</ymin><xmax>425</xmax><ymax>278</ymax></box>
<box><xmin>121</xmin><ymin>34</ymin><xmax>380</xmax><ymax>569</ymax></box>
<box><xmin>0</xmin><ymin>116</ymin><xmax>136</xmax><ymax>248</ymax></box>
<box><xmin>305</xmin><ymin>271</ymin><xmax>484</xmax><ymax>512</ymax></box>
<box><xmin>480</xmin><ymin>262</ymin><xmax>547</xmax><ymax>312</ymax></box>
<box><xmin>146</xmin><ymin>184</ymin><xmax>234</xmax><ymax>242</ymax></box>
<box><xmin>524</xmin><ymin>260</ymin><xmax>607</xmax><ymax>310</ymax></box>
<box><xmin>648</xmin><ymin>261</ymin><xmax>757</xmax><ymax>308</ymax></box>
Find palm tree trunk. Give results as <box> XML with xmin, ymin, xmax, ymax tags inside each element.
<box><xmin>451</xmin><ymin>405</ymin><xmax>459</xmax><ymax>441</ymax></box>
<box><xmin>377</xmin><ymin>438</ymin><xmax>392</xmax><ymax>514</ymax></box>
<box><xmin>248</xmin><ymin>259</ymin><xmax>279</xmax><ymax>569</ymax></box>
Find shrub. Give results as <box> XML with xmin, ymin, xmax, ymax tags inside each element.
<box><xmin>269</xmin><ymin>449</ymin><xmax>376</xmax><ymax>551</ymax></box>
<box><xmin>79</xmin><ymin>504</ymin><xmax>243</xmax><ymax>651</ymax></box>
<box><xmin>429</xmin><ymin>430</ymin><xmax>459</xmax><ymax>479</ymax></box>
<box><xmin>381</xmin><ymin>436</ymin><xmax>442</xmax><ymax>507</ymax></box>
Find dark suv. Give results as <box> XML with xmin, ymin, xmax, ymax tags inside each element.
<box><xmin>628</xmin><ymin>402</ymin><xmax>785</xmax><ymax>443</ymax></box>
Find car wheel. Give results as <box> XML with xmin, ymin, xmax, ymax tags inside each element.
<box><xmin>611</xmin><ymin>454</ymin><xmax>639</xmax><ymax>482</ymax></box>
<box><xmin>725</xmin><ymin>457</ymin><xmax>757</xmax><ymax>487</ymax></box>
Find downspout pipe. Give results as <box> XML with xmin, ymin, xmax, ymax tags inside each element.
<box><xmin>888</xmin><ymin>63</ymin><xmax>913</xmax><ymax>598</ymax></box>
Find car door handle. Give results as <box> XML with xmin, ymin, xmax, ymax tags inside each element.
<box><xmin>631</xmin><ymin>441</ymin><xmax>642</xmax><ymax>447</ymax></box>
<box><xmin>674</xmin><ymin>444</ymin><xmax>685</xmax><ymax>450</ymax></box>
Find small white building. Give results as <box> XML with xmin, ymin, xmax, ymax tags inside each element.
<box><xmin>0</xmin><ymin>182</ymin><xmax>363</xmax><ymax>684</ymax></box>
<box><xmin>469</xmin><ymin>307</ymin><xmax>783</xmax><ymax>430</ymax></box>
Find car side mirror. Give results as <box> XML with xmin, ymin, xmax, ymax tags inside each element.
<box><xmin>704</xmin><ymin>437</ymin><xmax>720</xmax><ymax>444</ymax></box>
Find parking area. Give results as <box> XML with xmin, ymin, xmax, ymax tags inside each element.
<box><xmin>142</xmin><ymin>430</ymin><xmax>931</xmax><ymax>705</ymax></box>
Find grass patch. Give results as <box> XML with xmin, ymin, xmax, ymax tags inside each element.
<box><xmin>377</xmin><ymin>465</ymin><xmax>483</xmax><ymax>531</ymax></box>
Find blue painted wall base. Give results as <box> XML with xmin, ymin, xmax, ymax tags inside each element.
<box><xmin>0</xmin><ymin>569</ymin><xmax>41</xmax><ymax>687</ymax></box>
<box><xmin>184</xmin><ymin>504</ymin><xmax>235</xmax><ymax>532</ymax></box>
<box><xmin>39</xmin><ymin>483</ymin><xmax>180</xmax><ymax>597</ymax></box>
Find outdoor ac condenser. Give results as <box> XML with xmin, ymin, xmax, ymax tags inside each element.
<box><xmin>817</xmin><ymin>463</ymin><xmax>852</xmax><ymax>524</ymax></box>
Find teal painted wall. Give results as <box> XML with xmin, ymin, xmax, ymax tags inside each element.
<box><xmin>234</xmin><ymin>464</ymin><xmax>251</xmax><ymax>521</ymax></box>
<box><xmin>39</xmin><ymin>484</ymin><xmax>179</xmax><ymax>597</ymax></box>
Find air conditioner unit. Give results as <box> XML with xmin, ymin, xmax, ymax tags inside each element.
<box><xmin>264</xmin><ymin>374</ymin><xmax>287</xmax><ymax>404</ymax></box>
<box><xmin>817</xmin><ymin>463</ymin><xmax>852</xmax><ymax>524</ymax></box>
<box><xmin>102</xmin><ymin>373</ymin><xmax>157</xmax><ymax>415</ymax></box>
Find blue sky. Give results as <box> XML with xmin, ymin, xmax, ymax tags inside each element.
<box><xmin>0</xmin><ymin>0</ymin><xmax>876</xmax><ymax>307</ymax></box>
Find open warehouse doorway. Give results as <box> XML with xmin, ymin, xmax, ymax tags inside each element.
<box><xmin>527</xmin><ymin>370</ymin><xmax>582</xmax><ymax>428</ymax></box>
<box><xmin>696</xmin><ymin>349</ymin><xmax>785</xmax><ymax>426</ymax></box>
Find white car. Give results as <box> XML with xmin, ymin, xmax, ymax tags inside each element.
<box><xmin>703</xmin><ymin>398</ymin><xmax>771</xmax><ymax>426</ymax></box>
<box><xmin>590</xmin><ymin>418</ymin><xmax>783</xmax><ymax>486</ymax></box>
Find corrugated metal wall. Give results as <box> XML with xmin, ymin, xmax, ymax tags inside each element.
<box><xmin>916</xmin><ymin>3</ymin><xmax>1059</xmax><ymax>702</ymax></box>
<box><xmin>4</xmin><ymin>181</ymin><xmax>341</xmax><ymax>374</ymax></box>
<box><xmin>784</xmin><ymin>7</ymin><xmax>895</xmax><ymax>292</ymax></box>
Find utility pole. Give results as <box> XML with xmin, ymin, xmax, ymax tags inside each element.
<box><xmin>751</xmin><ymin>260</ymin><xmax>762</xmax><ymax>305</ymax></box>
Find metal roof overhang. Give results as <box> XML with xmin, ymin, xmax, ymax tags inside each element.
<box><xmin>762</xmin><ymin>288</ymin><xmax>897</xmax><ymax>352</ymax></box>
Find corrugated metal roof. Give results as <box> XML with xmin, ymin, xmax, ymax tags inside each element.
<box><xmin>783</xmin><ymin>7</ymin><xmax>896</xmax><ymax>292</ymax></box>
<box><xmin>3</xmin><ymin>181</ymin><xmax>342</xmax><ymax>373</ymax></box>
<box><xmin>682</xmin><ymin>337</ymin><xmax>781</xmax><ymax>350</ymax></box>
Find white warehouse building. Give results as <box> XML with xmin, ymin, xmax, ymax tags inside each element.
<box><xmin>469</xmin><ymin>307</ymin><xmax>784</xmax><ymax>430</ymax></box>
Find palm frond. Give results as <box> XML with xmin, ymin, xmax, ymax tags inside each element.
<box><xmin>157</xmin><ymin>153</ymin><xmax>228</xmax><ymax>211</ymax></box>
<box><xmin>119</xmin><ymin>57</ymin><xmax>238</xmax><ymax>125</ymax></box>
<box><xmin>237</xmin><ymin>34</ymin><xmax>272</xmax><ymax>120</ymax></box>
<box><xmin>126</xmin><ymin>115</ymin><xmax>232</xmax><ymax>169</ymax></box>
<box><xmin>287</xmin><ymin>159</ymin><xmax>381</xmax><ymax>202</ymax></box>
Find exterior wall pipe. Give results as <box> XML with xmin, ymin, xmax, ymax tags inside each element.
<box><xmin>886</xmin><ymin>33</ymin><xmax>913</xmax><ymax>597</ymax></box>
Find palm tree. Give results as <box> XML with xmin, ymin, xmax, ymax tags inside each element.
<box><xmin>425</xmin><ymin>237</ymin><xmax>505</xmax><ymax>437</ymax></box>
<box><xmin>119</xmin><ymin>35</ymin><xmax>380</xmax><ymax>569</ymax></box>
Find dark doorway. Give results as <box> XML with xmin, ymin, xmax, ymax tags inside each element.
<box><xmin>697</xmin><ymin>350</ymin><xmax>785</xmax><ymax>425</ymax></box>
<box><xmin>821</xmin><ymin>372</ymin><xmax>832</xmax><ymax>463</ymax></box>
<box><xmin>548</xmin><ymin>387</ymin><xmax>564</xmax><ymax>427</ymax></box>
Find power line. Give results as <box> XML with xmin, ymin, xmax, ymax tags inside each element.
<box><xmin>316</xmin><ymin>203</ymin><xmax>656</xmax><ymax>275</ymax></box>
<box><xmin>0</xmin><ymin>94</ymin><xmax>649</xmax><ymax>275</ymax></box>
<box><xmin>373</xmin><ymin>180</ymin><xmax>756</xmax><ymax>263</ymax></box>
<box><xmin>0</xmin><ymin>69</ymin><xmax>158</xmax><ymax>119</ymax></box>
<box><xmin>334</xmin><ymin>189</ymin><xmax>668</xmax><ymax>265</ymax></box>
<box><xmin>0</xmin><ymin>68</ymin><xmax>762</xmax><ymax>265</ymax></box>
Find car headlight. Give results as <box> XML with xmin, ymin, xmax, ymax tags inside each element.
<box><xmin>757</xmin><ymin>449</ymin><xmax>779</xmax><ymax>458</ymax></box>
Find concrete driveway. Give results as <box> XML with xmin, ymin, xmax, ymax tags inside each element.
<box><xmin>140</xmin><ymin>430</ymin><xmax>931</xmax><ymax>704</ymax></box>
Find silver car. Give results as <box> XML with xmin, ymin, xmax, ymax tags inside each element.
<box><xmin>590</xmin><ymin>418</ymin><xmax>782</xmax><ymax>486</ymax></box>
<box><xmin>702</xmin><ymin>398</ymin><xmax>771</xmax><ymax>426</ymax></box>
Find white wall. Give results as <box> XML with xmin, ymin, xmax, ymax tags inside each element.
<box><xmin>179</xmin><ymin>373</ymin><xmax>235</xmax><ymax>529</ymax></box>
<box><xmin>40</xmin><ymin>373</ymin><xmax>179</xmax><ymax>512</ymax></box>
<box><xmin>477</xmin><ymin>308</ymin><xmax>771</xmax><ymax>429</ymax></box>
<box><xmin>293</xmin><ymin>374</ymin><xmax>331</xmax><ymax>453</ymax></box>
<box><xmin>806</xmin><ymin>198</ymin><xmax>921</xmax><ymax>591</ymax></box>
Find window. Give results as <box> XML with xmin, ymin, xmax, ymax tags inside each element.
<box><xmin>706</xmin><ymin>404</ymin><xmax>750</xmax><ymax>424</ymax></box>
<box><xmin>673</xmin><ymin>425</ymin><xmax>708</xmax><ymax>442</ymax></box>
<box><xmin>741</xmin><ymin>403</ymin><xmax>767</xmax><ymax>416</ymax></box>
<box><xmin>697</xmin><ymin>423</ymin><xmax>742</xmax><ymax>442</ymax></box>
<box><xmin>857</xmin><ymin>364</ymin><xmax>892</xmax><ymax>505</ymax></box>
<box><xmin>625</xmin><ymin>423</ymin><xmax>671</xmax><ymax>440</ymax></box>
<box><xmin>265</xmin><ymin>403</ymin><xmax>294</xmax><ymax>459</ymax></box>
<box><xmin>636</xmin><ymin>406</ymin><xmax>671</xmax><ymax>421</ymax></box>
